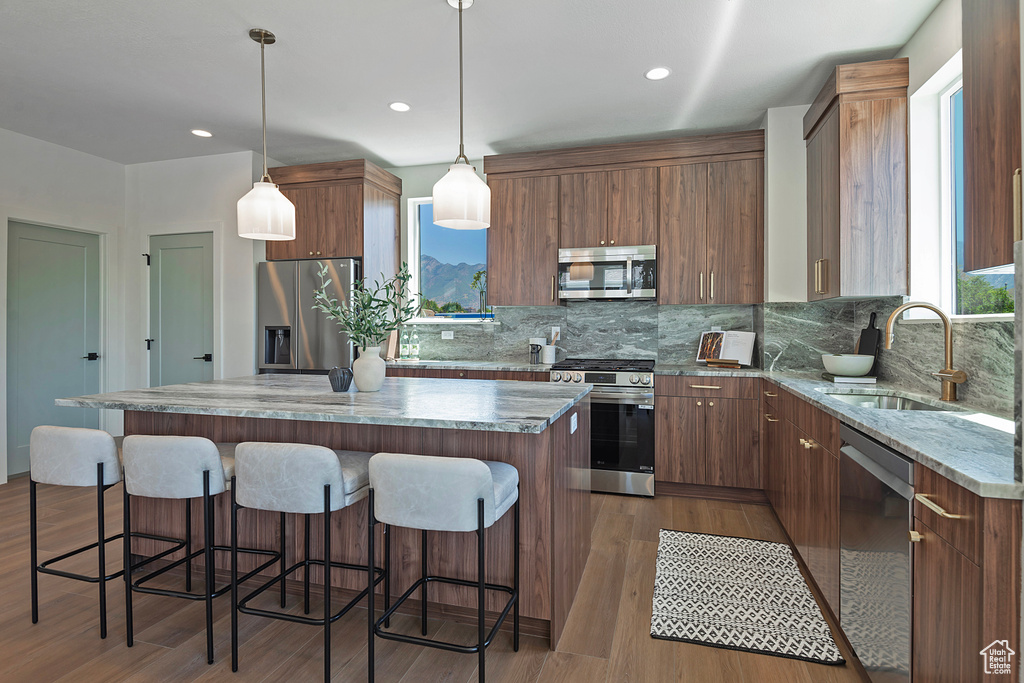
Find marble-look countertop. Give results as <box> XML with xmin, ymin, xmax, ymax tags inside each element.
<box><xmin>387</xmin><ymin>360</ymin><xmax>551</xmax><ymax>372</ymax></box>
<box><xmin>390</xmin><ymin>359</ymin><xmax>1019</xmax><ymax>498</ymax></box>
<box><xmin>56</xmin><ymin>374</ymin><xmax>591</xmax><ymax>435</ymax></box>
<box><xmin>762</xmin><ymin>375</ymin><xmax>1020</xmax><ymax>500</ymax></box>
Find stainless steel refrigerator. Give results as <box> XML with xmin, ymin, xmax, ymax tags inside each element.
<box><xmin>258</xmin><ymin>259</ymin><xmax>358</xmax><ymax>373</ymax></box>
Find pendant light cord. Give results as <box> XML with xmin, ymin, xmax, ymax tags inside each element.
<box><xmin>260</xmin><ymin>34</ymin><xmax>271</xmax><ymax>182</ymax></box>
<box><xmin>456</xmin><ymin>0</ymin><xmax>469</xmax><ymax>165</ymax></box>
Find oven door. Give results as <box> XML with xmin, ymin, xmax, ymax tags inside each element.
<box><xmin>589</xmin><ymin>388</ymin><xmax>655</xmax><ymax>496</ymax></box>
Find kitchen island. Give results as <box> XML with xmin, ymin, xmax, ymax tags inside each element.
<box><xmin>57</xmin><ymin>374</ymin><xmax>593</xmax><ymax>648</ymax></box>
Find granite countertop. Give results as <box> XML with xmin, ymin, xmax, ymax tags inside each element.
<box><xmin>56</xmin><ymin>374</ymin><xmax>591</xmax><ymax>435</ymax></box>
<box><xmin>387</xmin><ymin>360</ymin><xmax>551</xmax><ymax>372</ymax></box>
<box><xmin>761</xmin><ymin>375</ymin><xmax>1020</xmax><ymax>500</ymax></box>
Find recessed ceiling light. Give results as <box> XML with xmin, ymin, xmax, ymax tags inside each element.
<box><xmin>644</xmin><ymin>67</ymin><xmax>671</xmax><ymax>81</ymax></box>
<box><xmin>191</xmin><ymin>129</ymin><xmax>213</xmax><ymax>138</ymax></box>
<box><xmin>389</xmin><ymin>102</ymin><xmax>411</xmax><ymax>112</ymax></box>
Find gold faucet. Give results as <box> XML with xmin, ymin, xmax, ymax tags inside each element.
<box><xmin>884</xmin><ymin>302</ymin><xmax>967</xmax><ymax>402</ymax></box>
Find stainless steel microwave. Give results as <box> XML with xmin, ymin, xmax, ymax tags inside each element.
<box><xmin>557</xmin><ymin>245</ymin><xmax>656</xmax><ymax>300</ymax></box>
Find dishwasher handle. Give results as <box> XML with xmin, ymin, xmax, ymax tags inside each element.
<box><xmin>840</xmin><ymin>444</ymin><xmax>914</xmax><ymax>501</ymax></box>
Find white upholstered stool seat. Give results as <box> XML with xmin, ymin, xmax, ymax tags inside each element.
<box><xmin>366</xmin><ymin>453</ymin><xmax>521</xmax><ymax>683</ymax></box>
<box><xmin>28</xmin><ymin>425</ymin><xmax>127</xmax><ymax>640</ymax></box>
<box><xmin>229</xmin><ymin>442</ymin><xmax>381</xmax><ymax>682</ymax></box>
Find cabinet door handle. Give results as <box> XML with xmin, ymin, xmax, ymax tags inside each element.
<box><xmin>696</xmin><ymin>401</ymin><xmax>702</xmax><ymax>406</ymax></box>
<box><xmin>764</xmin><ymin>414</ymin><xmax>779</xmax><ymax>422</ymax></box>
<box><xmin>710</xmin><ymin>271</ymin><xmax>714</xmax><ymax>300</ymax></box>
<box><xmin>820</xmin><ymin>258</ymin><xmax>829</xmax><ymax>294</ymax></box>
<box><xmin>814</xmin><ymin>259</ymin><xmax>821</xmax><ymax>294</ymax></box>
<box><xmin>309</xmin><ymin>251</ymin><xmax>314</xmax><ymax>256</ymax></box>
<box><xmin>799</xmin><ymin>438</ymin><xmax>815</xmax><ymax>449</ymax></box>
<box><xmin>609</xmin><ymin>239</ymin><xmax>615</xmax><ymax>245</ymax></box>
<box><xmin>764</xmin><ymin>391</ymin><xmax>777</xmax><ymax>398</ymax></box>
<box><xmin>689</xmin><ymin>384</ymin><xmax>721</xmax><ymax>390</ymax></box>
<box><xmin>551</xmin><ymin>275</ymin><xmax>555</xmax><ymax>302</ymax></box>
<box><xmin>699</xmin><ymin>272</ymin><xmax>704</xmax><ymax>300</ymax></box>
<box><xmin>600</xmin><ymin>240</ymin><xmax>606</xmax><ymax>245</ymax></box>
<box><xmin>908</xmin><ymin>530</ymin><xmax>923</xmax><ymax>543</ymax></box>
<box><xmin>915</xmin><ymin>493</ymin><xmax>964</xmax><ymax>519</ymax></box>
<box><xmin>708</xmin><ymin>401</ymin><xmax>714</xmax><ymax>407</ymax></box>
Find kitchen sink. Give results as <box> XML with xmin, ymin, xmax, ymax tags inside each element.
<box><xmin>823</xmin><ymin>392</ymin><xmax>949</xmax><ymax>411</ymax></box>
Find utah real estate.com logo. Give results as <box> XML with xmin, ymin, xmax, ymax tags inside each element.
<box><xmin>980</xmin><ymin>640</ymin><xmax>1015</xmax><ymax>675</ymax></box>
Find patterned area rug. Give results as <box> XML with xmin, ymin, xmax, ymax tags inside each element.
<box><xmin>650</xmin><ymin>529</ymin><xmax>845</xmax><ymax>665</ymax></box>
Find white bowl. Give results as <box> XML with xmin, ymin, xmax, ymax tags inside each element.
<box><xmin>821</xmin><ymin>354</ymin><xmax>874</xmax><ymax>377</ymax></box>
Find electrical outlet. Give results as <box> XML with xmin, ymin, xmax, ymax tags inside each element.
<box><xmin>551</xmin><ymin>326</ymin><xmax>561</xmax><ymax>342</ymax></box>
<box><xmin>711</xmin><ymin>325</ymin><xmax>722</xmax><ymax>332</ymax></box>
<box><xmin>441</xmin><ymin>330</ymin><xmax>454</xmax><ymax>340</ymax></box>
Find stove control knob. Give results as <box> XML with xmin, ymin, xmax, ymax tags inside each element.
<box><xmin>640</xmin><ymin>375</ymin><xmax>651</xmax><ymax>386</ymax></box>
<box><xmin>573</xmin><ymin>373</ymin><xmax>583</xmax><ymax>383</ymax></box>
<box><xmin>629</xmin><ymin>374</ymin><xmax>640</xmax><ymax>385</ymax></box>
<box><xmin>551</xmin><ymin>372</ymin><xmax>561</xmax><ymax>382</ymax></box>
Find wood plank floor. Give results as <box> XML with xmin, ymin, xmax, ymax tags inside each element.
<box><xmin>0</xmin><ymin>477</ymin><xmax>866</xmax><ymax>682</ymax></box>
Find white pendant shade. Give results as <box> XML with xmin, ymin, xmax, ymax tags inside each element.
<box><xmin>432</xmin><ymin>163</ymin><xmax>491</xmax><ymax>230</ymax></box>
<box><xmin>237</xmin><ymin>181</ymin><xmax>296</xmax><ymax>240</ymax></box>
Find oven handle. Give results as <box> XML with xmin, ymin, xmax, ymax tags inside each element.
<box><xmin>590</xmin><ymin>391</ymin><xmax>654</xmax><ymax>404</ymax></box>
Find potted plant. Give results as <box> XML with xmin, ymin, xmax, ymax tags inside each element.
<box><xmin>470</xmin><ymin>269</ymin><xmax>487</xmax><ymax>319</ymax></box>
<box><xmin>312</xmin><ymin>262</ymin><xmax>419</xmax><ymax>392</ymax></box>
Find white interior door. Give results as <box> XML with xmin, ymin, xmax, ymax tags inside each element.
<box><xmin>149</xmin><ymin>232</ymin><xmax>214</xmax><ymax>387</ymax></box>
<box><xmin>7</xmin><ymin>221</ymin><xmax>101</xmax><ymax>475</ymax></box>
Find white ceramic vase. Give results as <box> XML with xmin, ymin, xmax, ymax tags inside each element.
<box><xmin>352</xmin><ymin>346</ymin><xmax>386</xmax><ymax>392</ymax></box>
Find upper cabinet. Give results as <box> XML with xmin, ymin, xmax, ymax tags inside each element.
<box><xmin>803</xmin><ymin>58</ymin><xmax>909</xmax><ymax>300</ymax></box>
<box><xmin>485</xmin><ymin>131</ymin><xmax>765</xmax><ymax>307</ymax></box>
<box><xmin>559</xmin><ymin>168</ymin><xmax>657</xmax><ymax>249</ymax></box>
<box><xmin>962</xmin><ymin>0</ymin><xmax>1021</xmax><ymax>271</ymax></box>
<box><xmin>264</xmin><ymin>160</ymin><xmax>401</xmax><ymax>283</ymax></box>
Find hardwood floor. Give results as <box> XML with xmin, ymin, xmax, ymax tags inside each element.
<box><xmin>2</xmin><ymin>477</ymin><xmax>866</xmax><ymax>682</ymax></box>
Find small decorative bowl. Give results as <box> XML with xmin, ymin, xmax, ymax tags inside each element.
<box><xmin>821</xmin><ymin>354</ymin><xmax>874</xmax><ymax>377</ymax></box>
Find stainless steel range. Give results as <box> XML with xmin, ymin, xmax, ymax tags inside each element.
<box><xmin>550</xmin><ymin>358</ymin><xmax>655</xmax><ymax>497</ymax></box>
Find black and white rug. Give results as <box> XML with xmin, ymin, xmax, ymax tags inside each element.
<box><xmin>650</xmin><ymin>529</ymin><xmax>845</xmax><ymax>665</ymax></box>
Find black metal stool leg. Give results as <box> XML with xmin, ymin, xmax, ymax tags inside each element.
<box><xmin>203</xmin><ymin>471</ymin><xmax>214</xmax><ymax>664</ymax></box>
<box><xmin>124</xmin><ymin>484</ymin><xmax>134</xmax><ymax>647</ymax></box>
<box><xmin>514</xmin><ymin>494</ymin><xmax>520</xmax><ymax>652</ymax></box>
<box><xmin>96</xmin><ymin>463</ymin><xmax>108</xmax><ymax>639</ymax></box>
<box><xmin>367</xmin><ymin>489</ymin><xmax>375</xmax><ymax>683</ymax></box>
<box><xmin>30</xmin><ymin>478</ymin><xmax>39</xmax><ymax>625</ymax></box>
<box><xmin>383</xmin><ymin>523</ymin><xmax>391</xmax><ymax>629</ymax></box>
<box><xmin>477</xmin><ymin>498</ymin><xmax>486</xmax><ymax>683</ymax></box>
<box><xmin>304</xmin><ymin>513</ymin><xmax>311</xmax><ymax>615</ymax></box>
<box><xmin>185</xmin><ymin>498</ymin><xmax>193</xmax><ymax>592</ymax></box>
<box><xmin>421</xmin><ymin>528</ymin><xmax>428</xmax><ymax>636</ymax></box>
<box><xmin>279</xmin><ymin>511</ymin><xmax>287</xmax><ymax>608</ymax></box>
<box><xmin>323</xmin><ymin>485</ymin><xmax>332</xmax><ymax>683</ymax></box>
<box><xmin>231</xmin><ymin>478</ymin><xmax>239</xmax><ymax>673</ymax></box>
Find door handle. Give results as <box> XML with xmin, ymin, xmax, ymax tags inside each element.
<box><xmin>699</xmin><ymin>272</ymin><xmax>704</xmax><ymax>300</ymax></box>
<box><xmin>82</xmin><ymin>352</ymin><xmax>100</xmax><ymax>361</ymax></box>
<box><xmin>194</xmin><ymin>354</ymin><xmax>213</xmax><ymax>362</ymax></box>
<box><xmin>915</xmin><ymin>493</ymin><xmax>964</xmax><ymax>519</ymax></box>
<box><xmin>764</xmin><ymin>414</ymin><xmax>779</xmax><ymax>422</ymax></box>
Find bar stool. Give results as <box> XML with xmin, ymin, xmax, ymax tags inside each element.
<box><xmin>228</xmin><ymin>442</ymin><xmax>385</xmax><ymax>683</ymax></box>
<box><xmin>28</xmin><ymin>426</ymin><xmax>180</xmax><ymax>638</ymax></box>
<box><xmin>121</xmin><ymin>435</ymin><xmax>280</xmax><ymax>665</ymax></box>
<box><xmin>366</xmin><ymin>453</ymin><xmax>520</xmax><ymax>683</ymax></box>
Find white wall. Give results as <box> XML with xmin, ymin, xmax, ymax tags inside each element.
<box><xmin>762</xmin><ymin>105</ymin><xmax>810</xmax><ymax>302</ymax></box>
<box><xmin>124</xmin><ymin>151</ymin><xmax>259</xmax><ymax>389</ymax></box>
<box><xmin>900</xmin><ymin>0</ymin><xmax>963</xmax><ymax>94</ymax></box>
<box><xmin>0</xmin><ymin>127</ymin><xmax>126</xmax><ymax>483</ymax></box>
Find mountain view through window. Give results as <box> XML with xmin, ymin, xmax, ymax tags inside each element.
<box><xmin>418</xmin><ymin>202</ymin><xmax>488</xmax><ymax>314</ymax></box>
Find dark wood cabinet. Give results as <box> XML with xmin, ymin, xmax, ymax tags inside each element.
<box><xmin>658</xmin><ymin>163</ymin><xmax>707</xmax><ymax>305</ymax></box>
<box><xmin>913</xmin><ymin>519</ymin><xmax>982</xmax><ymax>683</ymax></box>
<box><xmin>962</xmin><ymin>0</ymin><xmax>1021</xmax><ymax>271</ymax></box>
<box><xmin>707</xmin><ymin>159</ymin><xmax>764</xmax><ymax>304</ymax></box>
<box><xmin>264</xmin><ymin>160</ymin><xmax>401</xmax><ymax>285</ymax></box>
<box><xmin>484</xmin><ymin>131</ymin><xmax>763</xmax><ymax>307</ymax></box>
<box><xmin>560</xmin><ymin>168</ymin><xmax>658</xmax><ymax>249</ymax></box>
<box><xmin>655</xmin><ymin>380</ymin><xmax>760</xmax><ymax>489</ymax></box>
<box><xmin>659</xmin><ymin>160</ymin><xmax>763</xmax><ymax>305</ymax></box>
<box><xmin>487</xmin><ymin>175</ymin><xmax>560</xmax><ymax>306</ymax></box>
<box><xmin>804</xmin><ymin>58</ymin><xmax>908</xmax><ymax>300</ymax></box>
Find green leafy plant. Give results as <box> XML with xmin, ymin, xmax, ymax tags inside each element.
<box><xmin>470</xmin><ymin>269</ymin><xmax>487</xmax><ymax>292</ymax></box>
<box><xmin>312</xmin><ymin>262</ymin><xmax>419</xmax><ymax>349</ymax></box>
<box><xmin>956</xmin><ymin>270</ymin><xmax>1014</xmax><ymax>315</ymax></box>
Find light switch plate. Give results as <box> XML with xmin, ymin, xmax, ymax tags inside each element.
<box><xmin>441</xmin><ymin>330</ymin><xmax>454</xmax><ymax>340</ymax></box>
<box><xmin>570</xmin><ymin>412</ymin><xmax>578</xmax><ymax>434</ymax></box>
<box><xmin>551</xmin><ymin>326</ymin><xmax>561</xmax><ymax>342</ymax></box>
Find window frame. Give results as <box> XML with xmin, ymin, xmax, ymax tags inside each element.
<box><xmin>937</xmin><ymin>76</ymin><xmax>961</xmax><ymax>316</ymax></box>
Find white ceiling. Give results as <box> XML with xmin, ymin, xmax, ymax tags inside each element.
<box><xmin>0</xmin><ymin>0</ymin><xmax>941</xmax><ymax>168</ymax></box>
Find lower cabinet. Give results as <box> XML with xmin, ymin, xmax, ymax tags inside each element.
<box><xmin>655</xmin><ymin>390</ymin><xmax>760</xmax><ymax>489</ymax></box>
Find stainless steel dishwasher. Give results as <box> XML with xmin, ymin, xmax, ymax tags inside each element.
<box><xmin>839</xmin><ymin>424</ymin><xmax>914</xmax><ymax>683</ymax></box>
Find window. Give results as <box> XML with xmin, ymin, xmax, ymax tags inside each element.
<box><xmin>945</xmin><ymin>81</ymin><xmax>1014</xmax><ymax>315</ymax></box>
<box><xmin>406</xmin><ymin>197</ymin><xmax>491</xmax><ymax>319</ymax></box>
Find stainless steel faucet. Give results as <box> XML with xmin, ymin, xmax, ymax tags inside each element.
<box><xmin>883</xmin><ymin>302</ymin><xmax>967</xmax><ymax>402</ymax></box>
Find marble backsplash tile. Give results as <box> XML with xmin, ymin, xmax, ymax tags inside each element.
<box><xmin>762</xmin><ymin>300</ymin><xmax>858</xmax><ymax>372</ymax></box>
<box><xmin>404</xmin><ymin>322</ymin><xmax>495</xmax><ymax>361</ymax></box>
<box><xmin>658</xmin><ymin>305</ymin><xmax>757</xmax><ymax>365</ymax></box>
<box><xmin>560</xmin><ymin>300</ymin><xmax>661</xmax><ymax>360</ymax></box>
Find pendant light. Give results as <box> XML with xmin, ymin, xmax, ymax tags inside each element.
<box><xmin>432</xmin><ymin>0</ymin><xmax>490</xmax><ymax>230</ymax></box>
<box><xmin>237</xmin><ymin>29</ymin><xmax>296</xmax><ymax>241</ymax></box>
